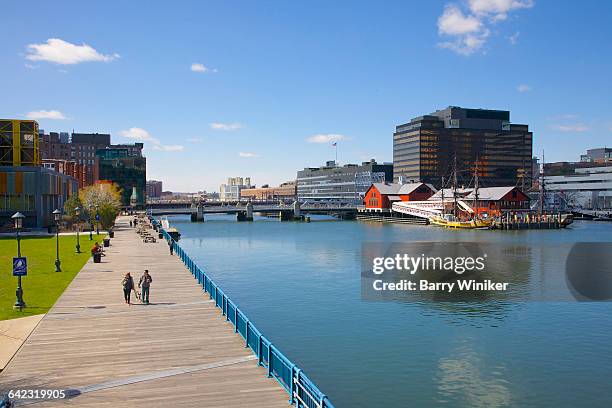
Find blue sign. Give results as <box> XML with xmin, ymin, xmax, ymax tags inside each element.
<box><xmin>95</xmin><ymin>214</ymin><xmax>100</xmax><ymax>221</ymax></box>
<box><xmin>13</xmin><ymin>257</ymin><xmax>27</xmax><ymax>276</ymax></box>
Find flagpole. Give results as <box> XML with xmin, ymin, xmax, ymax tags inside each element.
<box><xmin>335</xmin><ymin>142</ymin><xmax>338</xmax><ymax>164</ymax></box>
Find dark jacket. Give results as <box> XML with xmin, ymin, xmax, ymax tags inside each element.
<box><xmin>122</xmin><ymin>276</ymin><xmax>134</xmax><ymax>290</ymax></box>
<box><xmin>139</xmin><ymin>274</ymin><xmax>152</xmax><ymax>288</ymax></box>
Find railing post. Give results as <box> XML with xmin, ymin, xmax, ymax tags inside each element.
<box><xmin>267</xmin><ymin>344</ymin><xmax>272</xmax><ymax>377</ymax></box>
<box><xmin>234</xmin><ymin>309</ymin><xmax>238</xmax><ymax>333</ymax></box>
<box><xmin>289</xmin><ymin>365</ymin><xmax>296</xmax><ymax>404</ymax></box>
<box><xmin>245</xmin><ymin>320</ymin><xmax>249</xmax><ymax>348</ymax></box>
<box><xmin>257</xmin><ymin>335</ymin><xmax>263</xmax><ymax>366</ymax></box>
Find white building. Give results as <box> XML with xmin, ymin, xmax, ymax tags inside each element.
<box><xmin>544</xmin><ymin>166</ymin><xmax>612</xmax><ymax>209</ymax></box>
<box><xmin>219</xmin><ymin>176</ymin><xmax>252</xmax><ymax>201</ymax></box>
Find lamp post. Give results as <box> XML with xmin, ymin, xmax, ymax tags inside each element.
<box><xmin>88</xmin><ymin>205</ymin><xmax>93</xmax><ymax>240</ymax></box>
<box><xmin>95</xmin><ymin>205</ymin><xmax>99</xmax><ymax>235</ymax></box>
<box><xmin>53</xmin><ymin>209</ymin><xmax>62</xmax><ymax>272</ymax></box>
<box><xmin>12</xmin><ymin>212</ymin><xmax>26</xmax><ymax>310</ymax></box>
<box><xmin>75</xmin><ymin>206</ymin><xmax>81</xmax><ymax>253</ymax></box>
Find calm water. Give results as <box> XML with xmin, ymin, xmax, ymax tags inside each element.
<box><xmin>169</xmin><ymin>215</ymin><xmax>612</xmax><ymax>408</ymax></box>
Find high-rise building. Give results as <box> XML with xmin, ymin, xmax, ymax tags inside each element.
<box><xmin>393</xmin><ymin>106</ymin><xmax>533</xmax><ymax>189</ymax></box>
<box><xmin>96</xmin><ymin>145</ymin><xmax>146</xmax><ymax>206</ymax></box>
<box><xmin>219</xmin><ymin>176</ymin><xmax>252</xmax><ymax>201</ymax></box>
<box><xmin>297</xmin><ymin>160</ymin><xmax>393</xmax><ymax>203</ymax></box>
<box><xmin>72</xmin><ymin>132</ymin><xmax>111</xmax><ymax>185</ymax></box>
<box><xmin>146</xmin><ymin>180</ymin><xmax>163</xmax><ymax>198</ymax></box>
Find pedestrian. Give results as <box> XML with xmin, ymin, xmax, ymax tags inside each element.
<box><xmin>121</xmin><ymin>272</ymin><xmax>135</xmax><ymax>305</ymax></box>
<box><xmin>129</xmin><ymin>220</ymin><xmax>133</xmax><ymax>227</ymax></box>
<box><xmin>139</xmin><ymin>270</ymin><xmax>153</xmax><ymax>304</ymax></box>
<box><xmin>169</xmin><ymin>239</ymin><xmax>174</xmax><ymax>255</ymax></box>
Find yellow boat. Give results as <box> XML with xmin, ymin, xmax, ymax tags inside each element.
<box><xmin>429</xmin><ymin>214</ymin><xmax>492</xmax><ymax>229</ymax></box>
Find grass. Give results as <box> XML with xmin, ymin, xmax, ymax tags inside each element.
<box><xmin>0</xmin><ymin>233</ymin><xmax>105</xmax><ymax>321</ymax></box>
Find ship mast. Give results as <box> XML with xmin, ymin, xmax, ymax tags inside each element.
<box><xmin>441</xmin><ymin>176</ymin><xmax>445</xmax><ymax>216</ymax></box>
<box><xmin>474</xmin><ymin>160</ymin><xmax>480</xmax><ymax>219</ymax></box>
<box><xmin>540</xmin><ymin>150</ymin><xmax>546</xmax><ymax>215</ymax></box>
<box><xmin>452</xmin><ymin>155</ymin><xmax>458</xmax><ymax>217</ymax></box>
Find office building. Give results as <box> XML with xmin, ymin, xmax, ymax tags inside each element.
<box><xmin>42</xmin><ymin>159</ymin><xmax>88</xmax><ymax>189</ymax></box>
<box><xmin>40</xmin><ymin>132</ymin><xmax>71</xmax><ymax>161</ymax></box>
<box><xmin>393</xmin><ymin>106</ymin><xmax>533</xmax><ymax>189</ymax></box>
<box><xmin>297</xmin><ymin>160</ymin><xmax>393</xmax><ymax>203</ymax></box>
<box><xmin>146</xmin><ymin>180</ymin><xmax>163</xmax><ymax>198</ymax></box>
<box><xmin>241</xmin><ymin>181</ymin><xmax>297</xmax><ymax>201</ymax></box>
<box><xmin>96</xmin><ymin>145</ymin><xmax>146</xmax><ymax>206</ymax></box>
<box><xmin>580</xmin><ymin>148</ymin><xmax>612</xmax><ymax>163</ymax></box>
<box><xmin>544</xmin><ymin>148</ymin><xmax>612</xmax><ymax>209</ymax></box>
<box><xmin>219</xmin><ymin>177</ymin><xmax>252</xmax><ymax>201</ymax></box>
<box><xmin>72</xmin><ymin>132</ymin><xmax>111</xmax><ymax>185</ymax></box>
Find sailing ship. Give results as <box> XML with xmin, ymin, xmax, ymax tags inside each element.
<box><xmin>429</xmin><ymin>158</ymin><xmax>493</xmax><ymax>229</ymax></box>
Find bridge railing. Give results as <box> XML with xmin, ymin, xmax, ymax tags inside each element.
<box><xmin>153</xmin><ymin>219</ymin><xmax>335</xmax><ymax>408</ymax></box>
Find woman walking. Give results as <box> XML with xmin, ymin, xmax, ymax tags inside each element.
<box><xmin>121</xmin><ymin>272</ymin><xmax>135</xmax><ymax>305</ymax></box>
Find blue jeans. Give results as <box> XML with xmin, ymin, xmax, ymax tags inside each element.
<box><xmin>141</xmin><ymin>286</ymin><xmax>150</xmax><ymax>303</ymax></box>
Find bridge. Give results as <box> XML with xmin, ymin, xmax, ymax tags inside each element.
<box><xmin>148</xmin><ymin>201</ymin><xmax>357</xmax><ymax>221</ymax></box>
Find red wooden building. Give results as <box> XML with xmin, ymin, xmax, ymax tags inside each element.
<box><xmin>364</xmin><ymin>182</ymin><xmax>436</xmax><ymax>210</ymax></box>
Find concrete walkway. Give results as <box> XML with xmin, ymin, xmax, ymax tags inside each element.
<box><xmin>0</xmin><ymin>314</ymin><xmax>44</xmax><ymax>372</ymax></box>
<box><xmin>0</xmin><ymin>216</ymin><xmax>288</xmax><ymax>407</ymax></box>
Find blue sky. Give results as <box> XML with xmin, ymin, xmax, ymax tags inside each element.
<box><xmin>2</xmin><ymin>1</ymin><xmax>611</xmax><ymax>192</ymax></box>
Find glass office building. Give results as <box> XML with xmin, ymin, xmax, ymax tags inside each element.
<box><xmin>96</xmin><ymin>146</ymin><xmax>146</xmax><ymax>206</ymax></box>
<box><xmin>393</xmin><ymin>106</ymin><xmax>533</xmax><ymax>189</ymax></box>
<box><xmin>297</xmin><ymin>160</ymin><xmax>393</xmax><ymax>204</ymax></box>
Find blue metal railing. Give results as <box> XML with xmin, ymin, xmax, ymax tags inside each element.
<box><xmin>153</xmin><ymin>219</ymin><xmax>335</xmax><ymax>408</ymax></box>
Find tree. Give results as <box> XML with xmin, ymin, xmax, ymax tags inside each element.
<box><xmin>63</xmin><ymin>195</ymin><xmax>83</xmax><ymax>222</ymax></box>
<box><xmin>79</xmin><ymin>183</ymin><xmax>122</xmax><ymax>230</ymax></box>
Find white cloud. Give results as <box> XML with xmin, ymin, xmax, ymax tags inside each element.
<box><xmin>306</xmin><ymin>134</ymin><xmax>349</xmax><ymax>144</ymax></box>
<box><xmin>508</xmin><ymin>31</ymin><xmax>520</xmax><ymax>45</ymax></box>
<box><xmin>468</xmin><ymin>0</ymin><xmax>534</xmax><ymax>21</ymax></box>
<box><xmin>26</xmin><ymin>110</ymin><xmax>67</xmax><ymax>120</ymax></box>
<box><xmin>26</xmin><ymin>38</ymin><xmax>119</xmax><ymax>65</ymax></box>
<box><xmin>437</xmin><ymin>1</ymin><xmax>532</xmax><ymax>55</ymax></box>
<box><xmin>437</xmin><ymin>5</ymin><xmax>489</xmax><ymax>55</ymax></box>
<box><xmin>191</xmin><ymin>63</ymin><xmax>217</xmax><ymax>73</ymax></box>
<box><xmin>550</xmin><ymin>124</ymin><xmax>590</xmax><ymax>133</ymax></box>
<box><xmin>239</xmin><ymin>152</ymin><xmax>258</xmax><ymax>158</ymax></box>
<box><xmin>119</xmin><ymin>127</ymin><xmax>156</xmax><ymax>141</ymax></box>
<box><xmin>24</xmin><ymin>63</ymin><xmax>37</xmax><ymax>69</ymax></box>
<box><xmin>438</xmin><ymin>5</ymin><xmax>482</xmax><ymax>36</ymax></box>
<box><xmin>119</xmin><ymin>127</ymin><xmax>183</xmax><ymax>152</ymax></box>
<box><xmin>517</xmin><ymin>84</ymin><xmax>531</xmax><ymax>92</ymax></box>
<box><xmin>210</xmin><ymin>122</ymin><xmax>243</xmax><ymax>131</ymax></box>
<box><xmin>187</xmin><ymin>137</ymin><xmax>203</xmax><ymax>143</ymax></box>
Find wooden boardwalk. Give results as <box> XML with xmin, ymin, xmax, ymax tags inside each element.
<box><xmin>0</xmin><ymin>216</ymin><xmax>289</xmax><ymax>407</ymax></box>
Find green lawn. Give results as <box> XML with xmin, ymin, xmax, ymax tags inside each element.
<box><xmin>0</xmin><ymin>233</ymin><xmax>105</xmax><ymax>321</ymax></box>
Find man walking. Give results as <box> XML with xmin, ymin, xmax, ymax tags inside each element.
<box><xmin>168</xmin><ymin>239</ymin><xmax>174</xmax><ymax>255</ymax></box>
<box><xmin>139</xmin><ymin>270</ymin><xmax>153</xmax><ymax>304</ymax></box>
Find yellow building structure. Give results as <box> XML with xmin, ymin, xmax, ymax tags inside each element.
<box><xmin>0</xmin><ymin>119</ymin><xmax>40</xmax><ymax>166</ymax></box>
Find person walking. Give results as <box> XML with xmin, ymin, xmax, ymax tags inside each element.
<box><xmin>122</xmin><ymin>273</ymin><xmax>135</xmax><ymax>305</ymax></box>
<box><xmin>129</xmin><ymin>220</ymin><xmax>133</xmax><ymax>227</ymax></box>
<box><xmin>139</xmin><ymin>270</ymin><xmax>153</xmax><ymax>304</ymax></box>
<box><xmin>168</xmin><ymin>239</ymin><xmax>174</xmax><ymax>255</ymax></box>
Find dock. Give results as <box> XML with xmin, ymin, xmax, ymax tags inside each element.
<box><xmin>0</xmin><ymin>216</ymin><xmax>288</xmax><ymax>407</ymax></box>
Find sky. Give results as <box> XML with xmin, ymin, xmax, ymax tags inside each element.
<box><xmin>1</xmin><ymin>0</ymin><xmax>611</xmax><ymax>192</ymax></box>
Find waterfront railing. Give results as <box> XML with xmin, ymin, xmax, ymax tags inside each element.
<box><xmin>154</xmin><ymin>220</ymin><xmax>335</xmax><ymax>408</ymax></box>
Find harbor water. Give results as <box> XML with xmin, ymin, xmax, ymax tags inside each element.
<box><xmin>168</xmin><ymin>215</ymin><xmax>612</xmax><ymax>408</ymax></box>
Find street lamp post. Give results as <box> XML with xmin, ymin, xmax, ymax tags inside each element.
<box><xmin>12</xmin><ymin>212</ymin><xmax>26</xmax><ymax>310</ymax></box>
<box><xmin>88</xmin><ymin>205</ymin><xmax>93</xmax><ymax>240</ymax></box>
<box><xmin>75</xmin><ymin>206</ymin><xmax>81</xmax><ymax>253</ymax></box>
<box><xmin>95</xmin><ymin>205</ymin><xmax>99</xmax><ymax>235</ymax></box>
<box><xmin>53</xmin><ymin>209</ymin><xmax>62</xmax><ymax>272</ymax></box>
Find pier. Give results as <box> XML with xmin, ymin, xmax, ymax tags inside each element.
<box><xmin>0</xmin><ymin>216</ymin><xmax>289</xmax><ymax>407</ymax></box>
